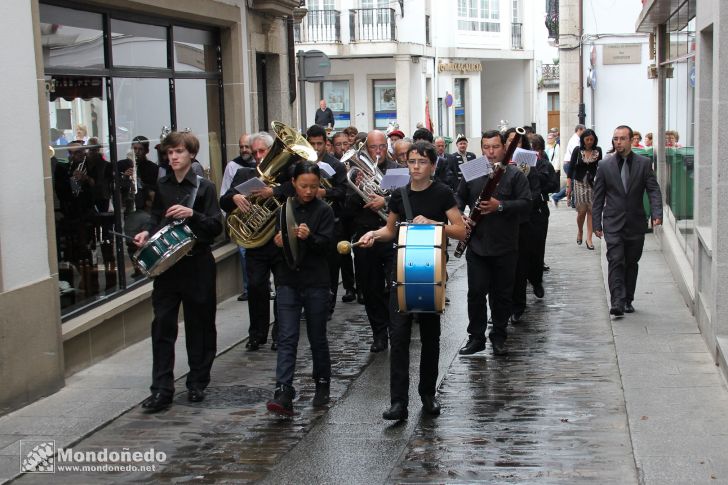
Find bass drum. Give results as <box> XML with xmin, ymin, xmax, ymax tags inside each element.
<box><xmin>132</xmin><ymin>221</ymin><xmax>196</xmax><ymax>278</ymax></box>
<box><xmin>394</xmin><ymin>223</ymin><xmax>447</xmax><ymax>313</ymax></box>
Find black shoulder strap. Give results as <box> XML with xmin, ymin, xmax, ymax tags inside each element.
<box><xmin>186</xmin><ymin>175</ymin><xmax>201</xmax><ymax>209</ymax></box>
<box><xmin>401</xmin><ymin>185</ymin><xmax>414</xmax><ymax>223</ymax></box>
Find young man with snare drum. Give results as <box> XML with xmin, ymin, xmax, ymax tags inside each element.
<box><xmin>133</xmin><ymin>131</ymin><xmax>222</xmax><ymax>413</ymax></box>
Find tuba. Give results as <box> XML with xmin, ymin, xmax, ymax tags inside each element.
<box><xmin>341</xmin><ymin>139</ymin><xmax>388</xmax><ymax>221</ymax></box>
<box><xmin>227</xmin><ymin>121</ymin><xmax>317</xmax><ymax>248</ymax></box>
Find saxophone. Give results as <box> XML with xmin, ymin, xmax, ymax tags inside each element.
<box><xmin>227</xmin><ymin>121</ymin><xmax>317</xmax><ymax>248</ymax></box>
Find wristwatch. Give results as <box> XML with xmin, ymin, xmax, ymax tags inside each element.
<box><xmin>497</xmin><ymin>203</ymin><xmax>504</xmax><ymax>213</ymax></box>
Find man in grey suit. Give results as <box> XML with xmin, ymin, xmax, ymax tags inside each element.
<box><xmin>592</xmin><ymin>125</ymin><xmax>662</xmax><ymax>316</ymax></box>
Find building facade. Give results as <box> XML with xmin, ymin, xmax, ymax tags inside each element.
<box><xmin>295</xmin><ymin>0</ymin><xmax>540</xmax><ymax>142</ymax></box>
<box><xmin>0</xmin><ymin>0</ymin><xmax>301</xmax><ymax>414</ymax></box>
<box><xmin>636</xmin><ymin>1</ymin><xmax>728</xmax><ymax>379</ymax></box>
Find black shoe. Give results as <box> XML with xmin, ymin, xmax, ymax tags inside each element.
<box><xmin>269</xmin><ymin>289</ymin><xmax>276</xmax><ymax>300</ymax></box>
<box><xmin>610</xmin><ymin>305</ymin><xmax>625</xmax><ymax>316</ymax></box>
<box><xmin>445</xmin><ymin>297</ymin><xmax>451</xmax><ymax>304</ymax></box>
<box><xmin>421</xmin><ymin>395</ymin><xmax>441</xmax><ymax>416</ymax></box>
<box><xmin>327</xmin><ymin>312</ymin><xmax>333</xmax><ymax>321</ymax></box>
<box><xmin>266</xmin><ymin>385</ymin><xmax>295</xmax><ymax>416</ymax></box>
<box><xmin>383</xmin><ymin>402</ymin><xmax>408</xmax><ymax>421</ymax></box>
<box><xmin>246</xmin><ymin>339</ymin><xmax>260</xmax><ymax>351</ymax></box>
<box><xmin>141</xmin><ymin>393</ymin><xmax>172</xmax><ymax>413</ymax></box>
<box><xmin>187</xmin><ymin>388</ymin><xmax>205</xmax><ymax>403</ymax></box>
<box><xmin>357</xmin><ymin>291</ymin><xmax>365</xmax><ymax>305</ymax></box>
<box><xmin>237</xmin><ymin>291</ymin><xmax>248</xmax><ymax>301</ymax></box>
<box><xmin>511</xmin><ymin>311</ymin><xmax>523</xmax><ymax>323</ymax></box>
<box><xmin>312</xmin><ymin>378</ymin><xmax>330</xmax><ymax>407</ymax></box>
<box><xmin>624</xmin><ymin>302</ymin><xmax>635</xmax><ymax>313</ymax></box>
<box><xmin>492</xmin><ymin>341</ymin><xmax>508</xmax><ymax>356</ymax></box>
<box><xmin>459</xmin><ymin>338</ymin><xmax>486</xmax><ymax>355</ymax></box>
<box><xmin>270</xmin><ymin>341</ymin><xmax>278</xmax><ymax>351</ymax></box>
<box><xmin>543</xmin><ymin>265</ymin><xmax>550</xmax><ymax>272</ymax></box>
<box><xmin>370</xmin><ymin>337</ymin><xmax>388</xmax><ymax>353</ymax></box>
<box><xmin>342</xmin><ymin>289</ymin><xmax>356</xmax><ymax>303</ymax></box>
<box><xmin>533</xmin><ymin>284</ymin><xmax>545</xmax><ymax>299</ymax></box>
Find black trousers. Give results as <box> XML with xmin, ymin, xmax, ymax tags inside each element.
<box><xmin>151</xmin><ymin>249</ymin><xmax>217</xmax><ymax>397</ymax></box>
<box><xmin>353</xmin><ymin>239</ymin><xmax>394</xmax><ymax>340</ymax></box>
<box><xmin>326</xmin><ymin>220</ymin><xmax>347</xmax><ymax>313</ymax></box>
<box><xmin>512</xmin><ymin>207</ymin><xmax>549</xmax><ymax>313</ymax></box>
<box><xmin>339</xmin><ymin>218</ymin><xmax>356</xmax><ymax>292</ymax></box>
<box><xmin>466</xmin><ymin>249</ymin><xmax>518</xmax><ymax>346</ymax></box>
<box><xmin>245</xmin><ymin>240</ymin><xmax>279</xmax><ymax>343</ymax></box>
<box><xmin>604</xmin><ymin>231</ymin><xmax>645</xmax><ymax>306</ymax></box>
<box><xmin>389</xmin><ymin>291</ymin><xmax>441</xmax><ymax>405</ymax></box>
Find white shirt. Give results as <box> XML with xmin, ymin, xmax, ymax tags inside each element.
<box><xmin>546</xmin><ymin>143</ymin><xmax>561</xmax><ymax>172</ymax></box>
<box><xmin>564</xmin><ymin>133</ymin><xmax>580</xmax><ymax>165</ymax></box>
<box><xmin>221</xmin><ymin>159</ymin><xmax>251</xmax><ymax>196</ymax></box>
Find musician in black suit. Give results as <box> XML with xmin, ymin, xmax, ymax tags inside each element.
<box><xmin>456</xmin><ymin>130</ymin><xmax>531</xmax><ymax>356</ymax></box>
<box><xmin>133</xmin><ymin>131</ymin><xmax>222</xmax><ymax>412</ymax></box>
<box><xmin>593</xmin><ymin>125</ymin><xmax>662</xmax><ymax>316</ymax></box>
<box><xmin>450</xmin><ymin>134</ymin><xmax>477</xmax><ymax>185</ymax></box>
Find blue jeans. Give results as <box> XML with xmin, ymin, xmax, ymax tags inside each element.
<box><xmin>275</xmin><ymin>286</ymin><xmax>331</xmax><ymax>388</ymax></box>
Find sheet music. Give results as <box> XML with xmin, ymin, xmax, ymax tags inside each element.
<box><xmin>512</xmin><ymin>148</ymin><xmax>539</xmax><ymax>167</ymax></box>
<box><xmin>317</xmin><ymin>161</ymin><xmax>336</xmax><ymax>177</ymax></box>
<box><xmin>234</xmin><ymin>177</ymin><xmax>267</xmax><ymax>196</ymax></box>
<box><xmin>379</xmin><ymin>172</ymin><xmax>410</xmax><ymax>190</ymax></box>
<box><xmin>386</xmin><ymin>167</ymin><xmax>409</xmax><ymax>176</ymax></box>
<box><xmin>459</xmin><ymin>156</ymin><xmax>493</xmax><ymax>182</ymax></box>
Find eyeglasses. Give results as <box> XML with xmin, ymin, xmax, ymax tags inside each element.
<box><xmin>406</xmin><ymin>159</ymin><xmax>431</xmax><ymax>166</ymax></box>
<box><xmin>367</xmin><ymin>144</ymin><xmax>388</xmax><ymax>150</ymax></box>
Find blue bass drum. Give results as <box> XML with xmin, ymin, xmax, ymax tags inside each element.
<box><xmin>395</xmin><ymin>223</ymin><xmax>447</xmax><ymax>313</ymax></box>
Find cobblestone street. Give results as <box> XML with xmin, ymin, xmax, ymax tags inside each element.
<box><xmin>7</xmin><ymin>207</ymin><xmax>728</xmax><ymax>484</ymax></box>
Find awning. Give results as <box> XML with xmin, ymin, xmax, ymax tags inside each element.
<box><xmin>636</xmin><ymin>0</ymin><xmax>696</xmax><ymax>33</ymax></box>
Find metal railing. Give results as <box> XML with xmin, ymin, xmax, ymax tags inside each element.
<box><xmin>511</xmin><ymin>22</ymin><xmax>523</xmax><ymax>49</ymax></box>
<box><xmin>294</xmin><ymin>9</ymin><xmax>341</xmax><ymax>43</ymax></box>
<box><xmin>542</xmin><ymin>63</ymin><xmax>559</xmax><ymax>81</ymax></box>
<box><xmin>349</xmin><ymin>8</ymin><xmax>396</xmax><ymax>42</ymax></box>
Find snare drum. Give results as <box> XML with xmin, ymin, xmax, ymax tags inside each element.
<box><xmin>394</xmin><ymin>223</ymin><xmax>447</xmax><ymax>313</ymax></box>
<box><xmin>132</xmin><ymin>221</ymin><xmax>196</xmax><ymax>278</ymax></box>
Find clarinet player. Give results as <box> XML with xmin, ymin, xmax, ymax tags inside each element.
<box><xmin>456</xmin><ymin>130</ymin><xmax>531</xmax><ymax>357</ymax></box>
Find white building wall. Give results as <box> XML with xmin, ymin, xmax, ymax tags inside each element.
<box><xmin>0</xmin><ymin>0</ymin><xmax>51</xmax><ymax>291</ymax></box>
<box><xmin>481</xmin><ymin>60</ymin><xmax>529</xmax><ymax>130</ymax></box>
<box><xmin>581</xmin><ymin>0</ymin><xmax>656</xmax><ymax>142</ymax></box>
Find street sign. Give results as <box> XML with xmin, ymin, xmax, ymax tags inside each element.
<box><xmin>445</xmin><ymin>93</ymin><xmax>453</xmax><ymax>108</ymax></box>
<box><xmin>300</xmin><ymin>50</ymin><xmax>331</xmax><ymax>81</ymax></box>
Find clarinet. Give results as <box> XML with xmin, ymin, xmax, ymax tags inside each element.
<box><xmin>453</xmin><ymin>127</ymin><xmax>525</xmax><ymax>258</ymax></box>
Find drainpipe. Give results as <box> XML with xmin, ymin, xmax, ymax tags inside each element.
<box><xmin>577</xmin><ymin>0</ymin><xmax>585</xmax><ymax>125</ymax></box>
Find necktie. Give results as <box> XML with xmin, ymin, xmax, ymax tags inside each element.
<box><xmin>621</xmin><ymin>159</ymin><xmax>630</xmax><ymax>192</ymax></box>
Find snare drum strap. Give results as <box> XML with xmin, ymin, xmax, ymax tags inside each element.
<box><xmin>186</xmin><ymin>176</ymin><xmax>202</xmax><ymax>209</ymax></box>
<box><xmin>400</xmin><ymin>185</ymin><xmax>414</xmax><ymax>223</ymax></box>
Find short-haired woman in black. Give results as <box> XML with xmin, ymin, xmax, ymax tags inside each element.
<box><xmin>566</xmin><ymin>129</ymin><xmax>602</xmax><ymax>250</ymax></box>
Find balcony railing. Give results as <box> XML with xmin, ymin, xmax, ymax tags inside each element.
<box><xmin>511</xmin><ymin>22</ymin><xmax>523</xmax><ymax>49</ymax></box>
<box><xmin>542</xmin><ymin>63</ymin><xmax>559</xmax><ymax>81</ymax></box>
<box><xmin>349</xmin><ymin>8</ymin><xmax>396</xmax><ymax>42</ymax></box>
<box><xmin>294</xmin><ymin>9</ymin><xmax>341</xmax><ymax>43</ymax></box>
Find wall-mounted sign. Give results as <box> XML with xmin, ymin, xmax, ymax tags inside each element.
<box><xmin>438</xmin><ymin>62</ymin><xmax>482</xmax><ymax>73</ymax></box>
<box><xmin>603</xmin><ymin>44</ymin><xmax>642</xmax><ymax>65</ymax></box>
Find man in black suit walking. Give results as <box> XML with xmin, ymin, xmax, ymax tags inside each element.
<box><xmin>592</xmin><ymin>125</ymin><xmax>662</xmax><ymax>316</ymax></box>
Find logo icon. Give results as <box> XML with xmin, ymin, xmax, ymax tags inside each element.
<box><xmin>20</xmin><ymin>440</ymin><xmax>55</xmax><ymax>473</ymax></box>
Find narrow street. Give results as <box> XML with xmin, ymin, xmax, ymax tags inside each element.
<box><xmin>8</xmin><ymin>207</ymin><xmax>728</xmax><ymax>484</ymax></box>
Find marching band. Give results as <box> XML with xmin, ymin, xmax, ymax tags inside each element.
<box><xmin>132</xmin><ymin>121</ymin><xmax>557</xmax><ymax>420</ymax></box>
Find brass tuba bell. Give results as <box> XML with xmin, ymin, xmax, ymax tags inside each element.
<box><xmin>226</xmin><ymin>121</ymin><xmax>317</xmax><ymax>248</ymax></box>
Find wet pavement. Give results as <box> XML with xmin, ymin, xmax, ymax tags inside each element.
<box><xmin>9</xmin><ymin>207</ymin><xmax>728</xmax><ymax>484</ymax></box>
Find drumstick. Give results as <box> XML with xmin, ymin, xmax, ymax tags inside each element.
<box><xmin>110</xmin><ymin>230</ymin><xmax>136</xmax><ymax>242</ymax></box>
<box><xmin>336</xmin><ymin>237</ymin><xmax>378</xmax><ymax>255</ymax></box>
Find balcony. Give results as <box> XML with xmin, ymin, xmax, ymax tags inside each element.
<box><xmin>294</xmin><ymin>9</ymin><xmax>341</xmax><ymax>43</ymax></box>
<box><xmin>511</xmin><ymin>22</ymin><xmax>523</xmax><ymax>49</ymax></box>
<box><xmin>349</xmin><ymin>8</ymin><xmax>396</xmax><ymax>42</ymax></box>
<box><xmin>542</xmin><ymin>63</ymin><xmax>559</xmax><ymax>81</ymax></box>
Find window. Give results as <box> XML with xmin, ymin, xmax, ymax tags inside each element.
<box><xmin>454</xmin><ymin>78</ymin><xmax>466</xmax><ymax>136</ymax></box>
<box><xmin>663</xmin><ymin>8</ymin><xmax>696</xmax><ymax>262</ymax></box>
<box><xmin>373</xmin><ymin>79</ymin><xmax>396</xmax><ymax>130</ymax></box>
<box><xmin>457</xmin><ymin>0</ymin><xmax>500</xmax><ymax>32</ymax></box>
<box><xmin>41</xmin><ymin>2</ymin><xmax>223</xmax><ymax>319</ymax></box>
<box><xmin>322</xmin><ymin>81</ymin><xmax>351</xmax><ymax>129</ymax></box>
